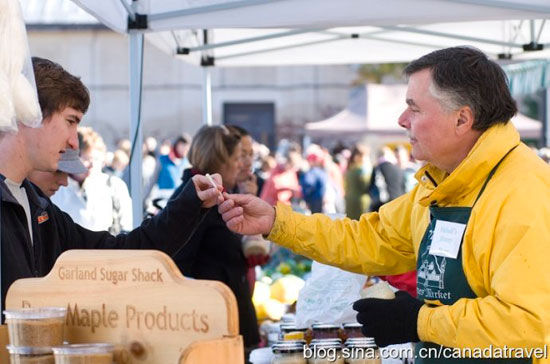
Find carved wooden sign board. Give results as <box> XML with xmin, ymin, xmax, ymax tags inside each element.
<box><xmin>3</xmin><ymin>250</ymin><xmax>243</xmax><ymax>364</ymax></box>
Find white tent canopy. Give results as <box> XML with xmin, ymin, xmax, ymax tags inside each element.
<box><xmin>72</xmin><ymin>0</ymin><xmax>550</xmax><ymax>33</ymax></box>
<box><xmin>72</xmin><ymin>0</ymin><xmax>550</xmax><ymax>66</ymax></box>
<box><xmin>146</xmin><ymin>20</ymin><xmax>550</xmax><ymax>67</ymax></box>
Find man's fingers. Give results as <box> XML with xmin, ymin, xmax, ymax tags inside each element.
<box><xmin>224</xmin><ymin>192</ymin><xmax>250</xmax><ymax>204</ymax></box>
<box><xmin>356</xmin><ymin>312</ymin><xmax>372</xmax><ymax>325</ymax></box>
<box><xmin>218</xmin><ymin>199</ymin><xmax>235</xmax><ymax>214</ymax></box>
<box><xmin>352</xmin><ymin>298</ymin><xmax>369</xmax><ymax>311</ymax></box>
<box><xmin>210</xmin><ymin>173</ymin><xmax>222</xmax><ymax>186</ymax></box>
<box><xmin>226</xmin><ymin>215</ymin><xmax>244</xmax><ymax>231</ymax></box>
<box><xmin>221</xmin><ymin>206</ymin><xmax>243</xmax><ymax>223</ymax></box>
<box><xmin>199</xmin><ymin>188</ymin><xmax>218</xmax><ymax>200</ymax></box>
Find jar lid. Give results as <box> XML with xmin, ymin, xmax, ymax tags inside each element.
<box><xmin>309</xmin><ymin>339</ymin><xmax>342</xmax><ymax>349</ymax></box>
<box><xmin>52</xmin><ymin>343</ymin><xmax>114</xmax><ymax>355</ymax></box>
<box><xmin>3</xmin><ymin>307</ymin><xmax>67</xmax><ymax>320</ymax></box>
<box><xmin>280</xmin><ymin>324</ymin><xmax>308</xmax><ymax>332</ymax></box>
<box><xmin>311</xmin><ymin>323</ymin><xmax>340</xmax><ymax>330</ymax></box>
<box><xmin>342</xmin><ymin>322</ymin><xmax>363</xmax><ymax>329</ymax></box>
<box><xmin>272</xmin><ymin>340</ymin><xmax>306</xmax><ymax>353</ymax></box>
<box><xmin>6</xmin><ymin>346</ymin><xmax>53</xmax><ymax>355</ymax></box>
<box><xmin>310</xmin><ymin>338</ymin><xmax>342</xmax><ymax>344</ymax></box>
<box><xmin>345</xmin><ymin>338</ymin><xmax>377</xmax><ymax>348</ymax></box>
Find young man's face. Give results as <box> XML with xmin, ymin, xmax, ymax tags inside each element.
<box><xmin>23</xmin><ymin>107</ymin><xmax>82</xmax><ymax>172</ymax></box>
<box><xmin>27</xmin><ymin>170</ymin><xmax>69</xmax><ymax>197</ymax></box>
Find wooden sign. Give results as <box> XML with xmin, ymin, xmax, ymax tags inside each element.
<box><xmin>0</xmin><ymin>325</ymin><xmax>8</xmax><ymax>363</ymax></box>
<box><xmin>5</xmin><ymin>250</ymin><xmax>243</xmax><ymax>364</ymax></box>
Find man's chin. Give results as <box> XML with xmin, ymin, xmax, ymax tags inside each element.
<box><xmin>410</xmin><ymin>149</ymin><xmax>426</xmax><ymax>163</ymax></box>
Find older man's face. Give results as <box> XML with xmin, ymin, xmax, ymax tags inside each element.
<box><xmin>398</xmin><ymin>69</ymin><xmax>459</xmax><ymax>168</ymax></box>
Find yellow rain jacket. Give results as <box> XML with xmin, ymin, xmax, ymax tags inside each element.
<box><xmin>268</xmin><ymin>122</ymin><xmax>550</xmax><ymax>360</ymax></box>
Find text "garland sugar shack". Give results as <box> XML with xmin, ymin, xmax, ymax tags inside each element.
<box><xmin>58</xmin><ymin>266</ymin><xmax>163</xmax><ymax>285</ymax></box>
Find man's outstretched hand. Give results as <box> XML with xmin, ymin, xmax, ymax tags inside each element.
<box><xmin>192</xmin><ymin>173</ymin><xmax>224</xmax><ymax>208</ymax></box>
<box><xmin>218</xmin><ymin>193</ymin><xmax>276</xmax><ymax>236</ymax></box>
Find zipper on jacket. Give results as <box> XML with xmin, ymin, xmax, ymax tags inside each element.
<box><xmin>424</xmin><ymin>171</ymin><xmax>438</xmax><ymax>187</ymax></box>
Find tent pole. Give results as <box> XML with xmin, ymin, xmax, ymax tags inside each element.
<box><xmin>201</xmin><ymin>30</ymin><xmax>213</xmax><ymax>126</ymax></box>
<box><xmin>545</xmin><ymin>88</ymin><xmax>550</xmax><ymax>147</ymax></box>
<box><xmin>202</xmin><ymin>67</ymin><xmax>213</xmax><ymax>125</ymax></box>
<box><xmin>129</xmin><ymin>31</ymin><xmax>144</xmax><ymax>227</ymax></box>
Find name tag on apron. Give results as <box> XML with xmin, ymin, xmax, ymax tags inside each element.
<box><xmin>429</xmin><ymin>220</ymin><xmax>467</xmax><ymax>259</ymax></box>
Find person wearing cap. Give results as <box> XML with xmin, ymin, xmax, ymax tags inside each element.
<box><xmin>0</xmin><ymin>57</ymin><xmax>223</xmax><ymax>311</ymax></box>
<box><xmin>52</xmin><ymin>127</ymin><xmax>132</xmax><ymax>234</ymax></box>
<box><xmin>27</xmin><ymin>148</ymin><xmax>87</xmax><ymax>197</ymax></box>
<box><xmin>218</xmin><ymin>47</ymin><xmax>550</xmax><ymax>363</ymax></box>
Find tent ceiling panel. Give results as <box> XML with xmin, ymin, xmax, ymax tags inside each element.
<box><xmin>144</xmin><ymin>19</ymin><xmax>549</xmax><ymax>66</ymax></box>
<box><xmin>71</xmin><ymin>0</ymin><xmax>549</xmax><ymax>34</ymax></box>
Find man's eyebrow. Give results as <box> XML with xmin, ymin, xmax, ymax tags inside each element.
<box><xmin>67</xmin><ymin>114</ymin><xmax>82</xmax><ymax>123</ymax></box>
<box><xmin>406</xmin><ymin>98</ymin><xmax>417</xmax><ymax>107</ymax></box>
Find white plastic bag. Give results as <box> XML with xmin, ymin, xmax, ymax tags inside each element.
<box><xmin>0</xmin><ymin>0</ymin><xmax>42</xmax><ymax>132</ymax></box>
<box><xmin>295</xmin><ymin>261</ymin><xmax>367</xmax><ymax>328</ymax></box>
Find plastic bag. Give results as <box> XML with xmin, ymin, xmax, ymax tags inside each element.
<box><xmin>295</xmin><ymin>261</ymin><xmax>367</xmax><ymax>328</ymax></box>
<box><xmin>0</xmin><ymin>0</ymin><xmax>42</xmax><ymax>132</ymax></box>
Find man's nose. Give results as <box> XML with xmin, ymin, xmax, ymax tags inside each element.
<box><xmin>398</xmin><ymin>110</ymin><xmax>410</xmax><ymax>129</ymax></box>
<box><xmin>68</xmin><ymin>130</ymin><xmax>79</xmax><ymax>150</ymax></box>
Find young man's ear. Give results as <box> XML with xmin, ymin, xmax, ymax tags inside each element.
<box><xmin>455</xmin><ymin>106</ymin><xmax>474</xmax><ymax>134</ymax></box>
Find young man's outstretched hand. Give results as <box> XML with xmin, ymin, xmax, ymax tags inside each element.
<box><xmin>218</xmin><ymin>193</ymin><xmax>276</xmax><ymax>236</ymax></box>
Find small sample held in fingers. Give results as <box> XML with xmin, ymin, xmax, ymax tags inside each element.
<box><xmin>205</xmin><ymin>173</ymin><xmax>217</xmax><ymax>189</ymax></box>
<box><xmin>206</xmin><ymin>173</ymin><xmax>224</xmax><ymax>201</ymax></box>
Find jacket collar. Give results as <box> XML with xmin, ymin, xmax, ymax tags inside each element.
<box><xmin>415</xmin><ymin>122</ymin><xmax>520</xmax><ymax>206</ymax></box>
<box><xmin>0</xmin><ymin>174</ymin><xmax>49</xmax><ymax>210</ymax></box>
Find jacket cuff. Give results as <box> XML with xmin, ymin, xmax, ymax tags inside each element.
<box><xmin>266</xmin><ymin>202</ymin><xmax>294</xmax><ymax>245</ymax></box>
<box><xmin>417</xmin><ymin>304</ymin><xmax>433</xmax><ymax>343</ymax></box>
<box><xmin>174</xmin><ymin>179</ymin><xmax>203</xmax><ymax>210</ymax></box>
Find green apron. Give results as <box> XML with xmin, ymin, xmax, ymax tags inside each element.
<box><xmin>415</xmin><ymin>147</ymin><xmax>530</xmax><ymax>363</ymax></box>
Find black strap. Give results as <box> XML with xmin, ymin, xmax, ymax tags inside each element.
<box><xmin>473</xmin><ymin>145</ymin><xmax>518</xmax><ymax>206</ymax></box>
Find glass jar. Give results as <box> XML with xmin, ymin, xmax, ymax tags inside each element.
<box><xmin>311</xmin><ymin>324</ymin><xmax>341</xmax><ymax>340</ymax></box>
<box><xmin>272</xmin><ymin>340</ymin><xmax>307</xmax><ymax>364</ymax></box>
<box><xmin>344</xmin><ymin>338</ymin><xmax>381</xmax><ymax>364</ymax></box>
<box><xmin>52</xmin><ymin>343</ymin><xmax>114</xmax><ymax>364</ymax></box>
<box><xmin>280</xmin><ymin>324</ymin><xmax>311</xmax><ymax>343</ymax></box>
<box><xmin>7</xmin><ymin>346</ymin><xmax>54</xmax><ymax>364</ymax></box>
<box><xmin>342</xmin><ymin>323</ymin><xmax>363</xmax><ymax>340</ymax></box>
<box><xmin>3</xmin><ymin>307</ymin><xmax>67</xmax><ymax>347</ymax></box>
<box><xmin>308</xmin><ymin>339</ymin><xmax>344</xmax><ymax>364</ymax></box>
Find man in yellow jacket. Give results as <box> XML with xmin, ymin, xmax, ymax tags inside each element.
<box><xmin>218</xmin><ymin>47</ymin><xmax>550</xmax><ymax>363</ymax></box>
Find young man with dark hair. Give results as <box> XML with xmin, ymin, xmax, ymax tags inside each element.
<box><xmin>0</xmin><ymin>57</ymin><xmax>222</xmax><ymax>310</ymax></box>
<box><xmin>218</xmin><ymin>47</ymin><xmax>550</xmax><ymax>363</ymax></box>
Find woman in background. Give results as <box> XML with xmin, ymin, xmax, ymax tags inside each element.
<box><xmin>170</xmin><ymin>125</ymin><xmax>260</xmax><ymax>356</ymax></box>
